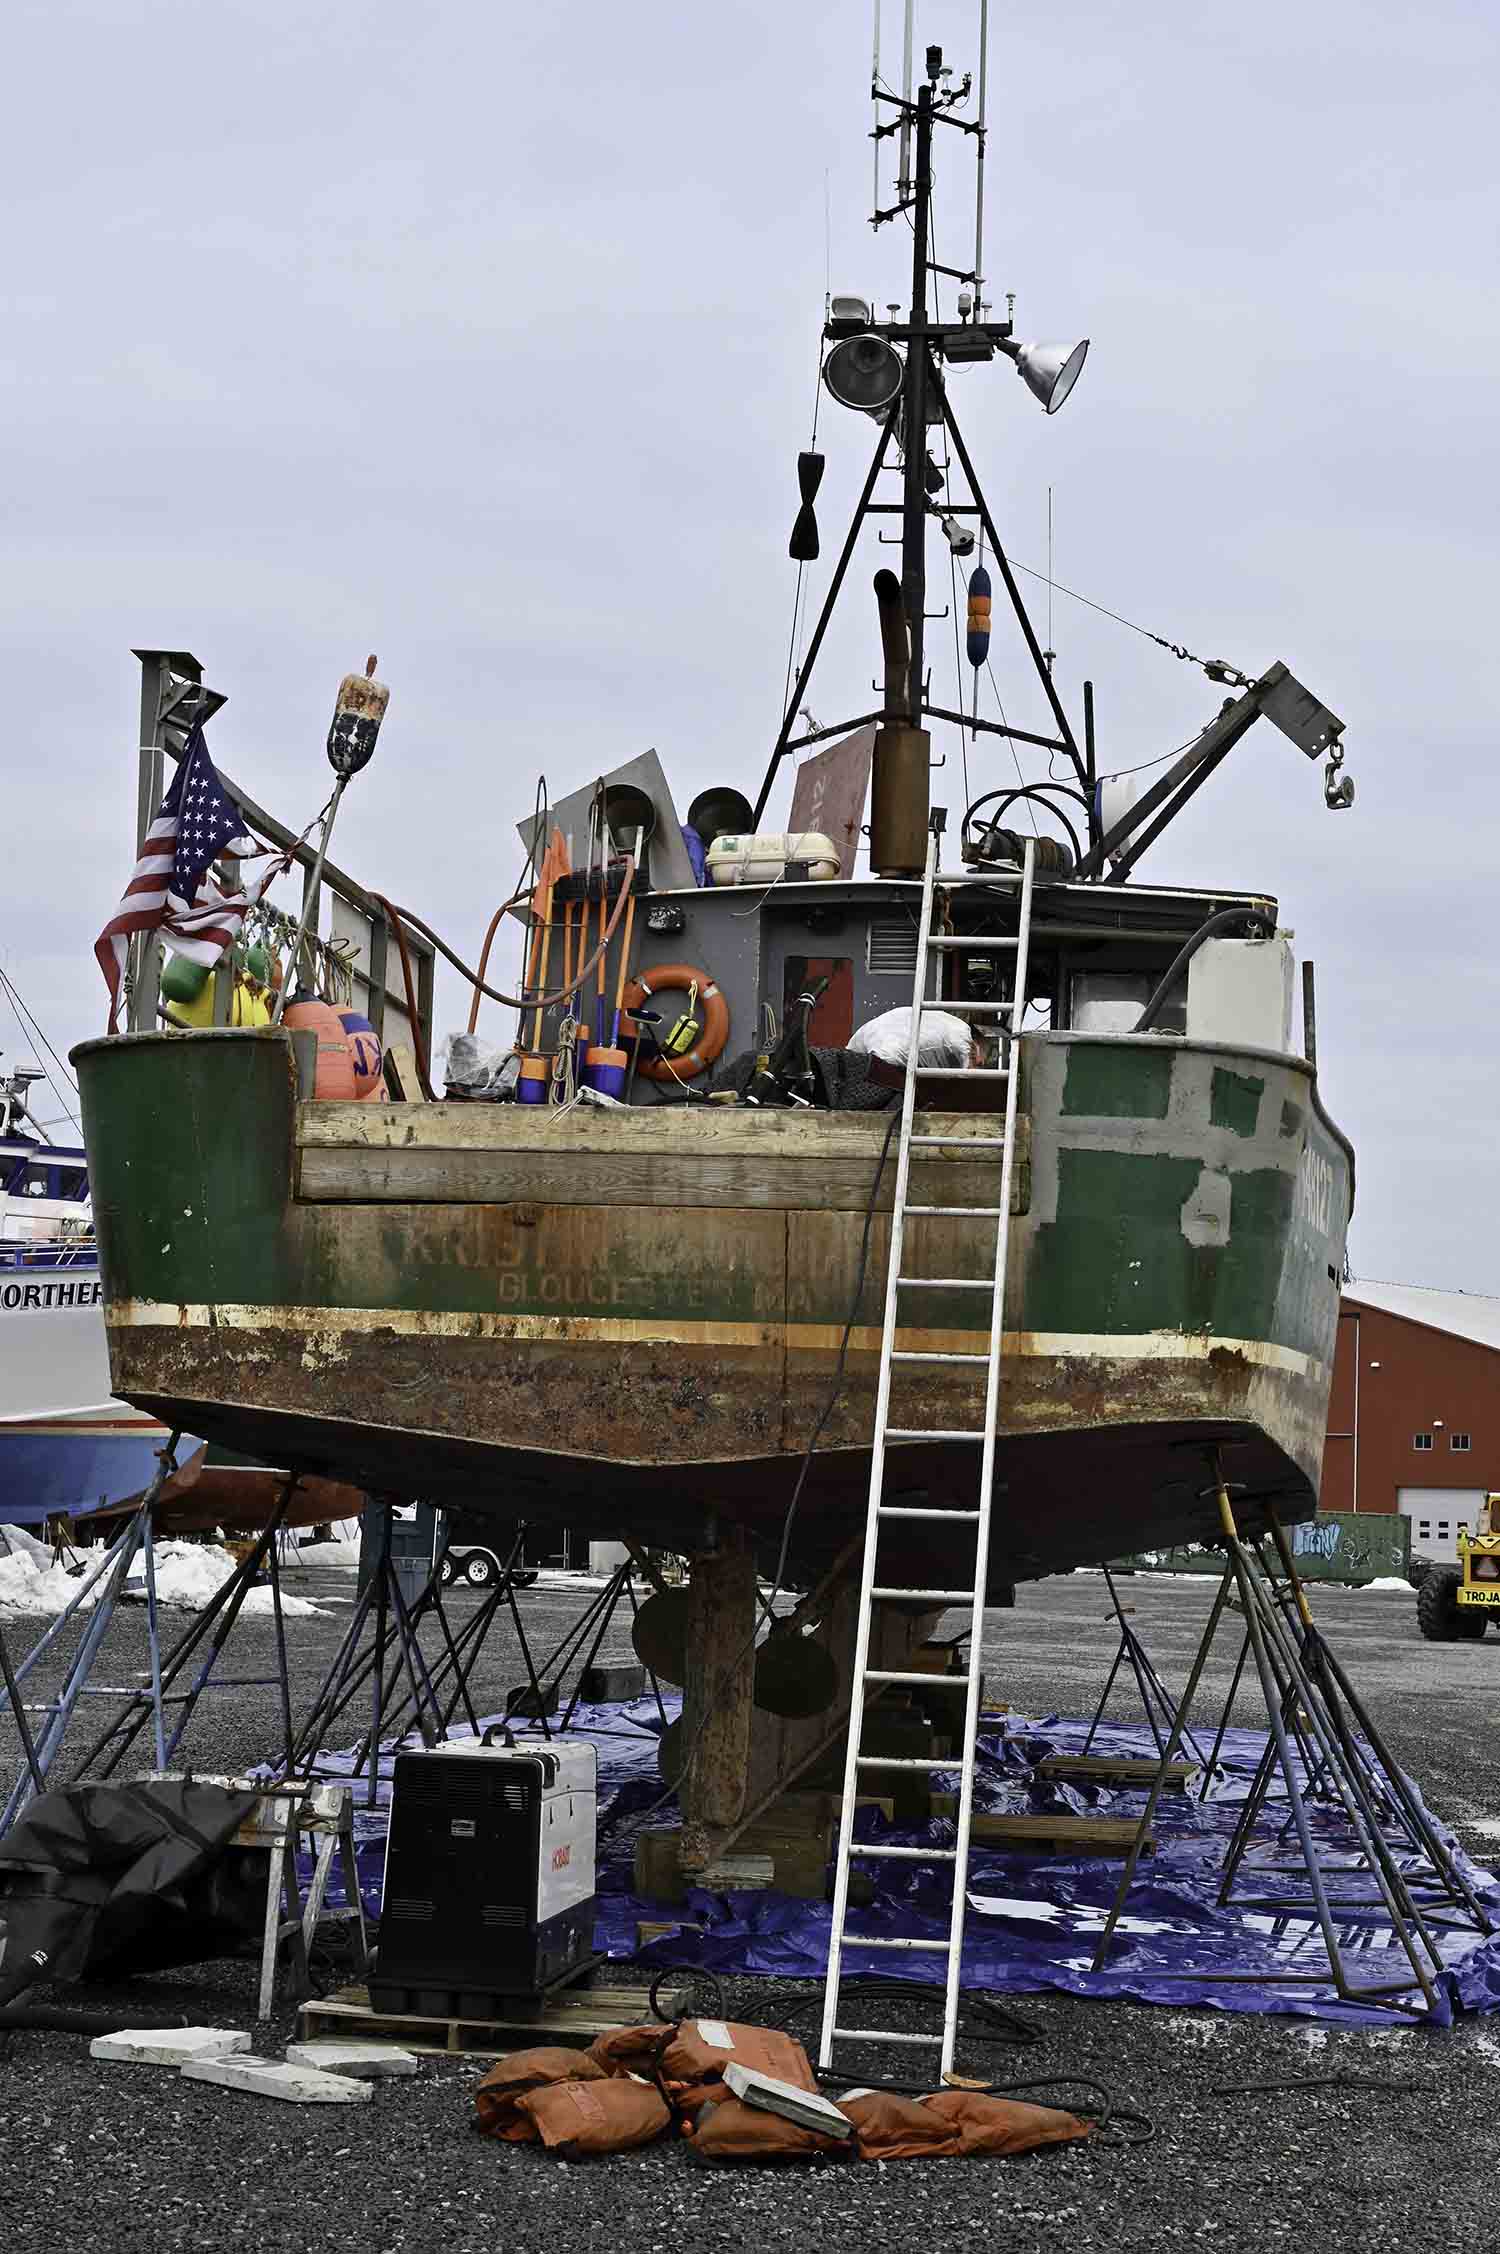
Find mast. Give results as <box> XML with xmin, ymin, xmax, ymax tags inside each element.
<box><xmin>900</xmin><ymin>75</ymin><xmax>933</xmax><ymax>723</ymax></box>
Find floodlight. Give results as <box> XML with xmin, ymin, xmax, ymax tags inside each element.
<box><xmin>822</xmin><ymin>332</ymin><xmax>905</xmax><ymax>414</ymax></box>
<box><xmin>1011</xmin><ymin>338</ymin><xmax>1089</xmax><ymax>414</ymax></box>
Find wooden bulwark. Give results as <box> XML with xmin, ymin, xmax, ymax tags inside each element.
<box><xmin>295</xmin><ymin>1101</ymin><xmax>1021</xmax><ymax>1214</ymax></box>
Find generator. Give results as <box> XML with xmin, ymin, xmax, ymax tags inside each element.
<box><xmin>371</xmin><ymin>1733</ymin><xmax>597</xmax><ymax>2018</ymax></box>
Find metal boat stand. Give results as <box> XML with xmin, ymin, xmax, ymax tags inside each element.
<box><xmin>0</xmin><ymin>1446</ymin><xmax>299</xmax><ymax>1837</ymax></box>
<box><xmin>282</xmin><ymin>1519</ymin><xmax>669</xmax><ymax>1805</ymax></box>
<box><xmin>1091</xmin><ymin>1464</ymin><xmax>1494</xmax><ymax>2016</ymax></box>
<box><xmin>1081</xmin><ymin>1562</ymin><xmax>1213</xmax><ymax>1771</ymax></box>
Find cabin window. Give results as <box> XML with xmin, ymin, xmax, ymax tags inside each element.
<box><xmin>1412</xmin><ymin>1432</ymin><xmax>1433</xmax><ymax>1452</ymax></box>
<box><xmin>1451</xmin><ymin>1433</ymin><xmax>1472</xmax><ymax>1452</ymax></box>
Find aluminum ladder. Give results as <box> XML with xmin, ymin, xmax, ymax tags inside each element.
<box><xmin>818</xmin><ymin>827</ymin><xmax>1037</xmax><ymax>2081</ymax></box>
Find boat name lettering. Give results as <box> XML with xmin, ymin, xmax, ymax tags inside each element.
<box><xmin>1295</xmin><ymin>1147</ymin><xmax>1335</xmax><ymax>1238</ymax></box>
<box><xmin>0</xmin><ymin>1277</ymin><xmax>103</xmax><ymax>1314</ymax></box>
<box><xmin>495</xmin><ymin>1270</ymin><xmax>709</xmax><ymax>1310</ymax></box>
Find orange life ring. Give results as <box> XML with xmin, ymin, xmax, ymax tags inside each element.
<box><xmin>622</xmin><ymin>962</ymin><xmax>730</xmax><ymax>1082</ymax></box>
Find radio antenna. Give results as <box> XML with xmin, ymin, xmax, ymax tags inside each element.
<box><xmin>871</xmin><ymin>0</ymin><xmax>882</xmax><ymax>214</ymax></box>
<box><xmin>973</xmin><ymin>0</ymin><xmax>990</xmax><ymax>297</ymax></box>
<box><xmin>897</xmin><ymin>0</ymin><xmax>915</xmax><ymax>200</ymax></box>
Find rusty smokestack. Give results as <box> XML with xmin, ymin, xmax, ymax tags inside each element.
<box><xmin>870</xmin><ymin>569</ymin><xmax>929</xmax><ymax>876</ymax></box>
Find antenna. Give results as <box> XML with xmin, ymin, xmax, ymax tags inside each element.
<box><xmin>871</xmin><ymin>0</ymin><xmax>882</xmax><ymax>214</ymax></box>
<box><xmin>897</xmin><ymin>0</ymin><xmax>915</xmax><ymax>200</ymax></box>
<box><xmin>973</xmin><ymin>0</ymin><xmax>989</xmax><ymax>297</ymax></box>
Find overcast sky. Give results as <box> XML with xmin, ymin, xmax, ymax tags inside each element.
<box><xmin>3</xmin><ymin>0</ymin><xmax>1495</xmax><ymax>1291</ymax></box>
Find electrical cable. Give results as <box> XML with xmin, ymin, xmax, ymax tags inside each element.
<box><xmin>1133</xmin><ymin>906</ymin><xmax>1272</xmax><ymax>1032</ymax></box>
<box><xmin>768</xmin><ymin>1973</ymin><xmax>1039</xmax><ymax>2054</ymax></box>
<box><xmin>467</xmin><ymin>776</ymin><xmax>549</xmax><ymax>1035</ymax></box>
<box><xmin>983</xmin><ymin>663</ymin><xmax>1039</xmax><ymax>838</ymax></box>
<box><xmin>623</xmin><ymin>1108</ymin><xmax>902</xmax><ymax>1829</ymax></box>
<box><xmin>759</xmin><ymin>1979</ymin><xmax>1153</xmax><ymax>2141</ymax></box>
<box><xmin>375</xmin><ymin>859</ymin><xmax>635</xmax><ymax>1029</ymax></box>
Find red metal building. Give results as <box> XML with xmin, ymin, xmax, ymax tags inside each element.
<box><xmin>1320</xmin><ymin>1282</ymin><xmax>1500</xmax><ymax>1563</ymax></box>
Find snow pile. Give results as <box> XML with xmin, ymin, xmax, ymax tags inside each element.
<box><xmin>0</xmin><ymin>1539</ymin><xmax>326</xmax><ymax>1618</ymax></box>
<box><xmin>0</xmin><ymin>1549</ymin><xmax>101</xmax><ymax>1618</ymax></box>
<box><xmin>285</xmin><ymin>1538</ymin><xmax>361</xmax><ymax>1570</ymax></box>
<box><xmin>1363</xmin><ymin>1576</ymin><xmax>1415</xmax><ymax>1594</ymax></box>
<box><xmin>0</xmin><ymin>1523</ymin><xmax>54</xmax><ymax>1567</ymax></box>
<box><xmin>132</xmin><ymin>1541</ymin><xmax>326</xmax><ymax>1617</ymax></box>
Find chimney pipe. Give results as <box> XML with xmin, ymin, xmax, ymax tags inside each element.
<box><xmin>870</xmin><ymin>570</ymin><xmax>929</xmax><ymax>875</ymax></box>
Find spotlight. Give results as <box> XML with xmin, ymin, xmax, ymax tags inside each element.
<box><xmin>1009</xmin><ymin>338</ymin><xmax>1090</xmax><ymax>414</ymax></box>
<box><xmin>822</xmin><ymin>332</ymin><xmax>905</xmax><ymax>415</ymax></box>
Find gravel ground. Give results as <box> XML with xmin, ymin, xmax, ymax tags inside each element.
<box><xmin>2</xmin><ymin>1568</ymin><xmax>1499</xmax><ymax>2252</ymax></box>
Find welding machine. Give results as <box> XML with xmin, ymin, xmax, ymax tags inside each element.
<box><xmin>370</xmin><ymin>1732</ymin><xmax>598</xmax><ymax>2018</ymax></box>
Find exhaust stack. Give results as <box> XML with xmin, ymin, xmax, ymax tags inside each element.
<box><xmin>870</xmin><ymin>570</ymin><xmax>929</xmax><ymax>876</ymax></box>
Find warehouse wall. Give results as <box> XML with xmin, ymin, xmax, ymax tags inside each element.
<box><xmin>1320</xmin><ymin>1302</ymin><xmax>1500</xmax><ymax>1516</ymax></box>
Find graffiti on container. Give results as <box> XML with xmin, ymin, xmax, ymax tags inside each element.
<box><xmin>1291</xmin><ymin>1519</ymin><xmax>1343</xmax><ymax>1562</ymax></box>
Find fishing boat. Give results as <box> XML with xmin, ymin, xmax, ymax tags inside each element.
<box><xmin>0</xmin><ymin>1060</ymin><xmax>203</xmax><ymax>1524</ymax></box>
<box><xmin>72</xmin><ymin>25</ymin><xmax>1356</xmax><ymax>1846</ymax></box>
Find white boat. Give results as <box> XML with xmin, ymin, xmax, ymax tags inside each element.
<box><xmin>0</xmin><ymin>1061</ymin><xmax>199</xmax><ymax>1525</ymax></box>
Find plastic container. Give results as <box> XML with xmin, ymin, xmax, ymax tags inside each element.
<box><xmin>705</xmin><ymin>831</ymin><xmax>839</xmax><ymax>886</ymax></box>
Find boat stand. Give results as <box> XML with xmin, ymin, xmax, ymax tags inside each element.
<box><xmin>1081</xmin><ymin>1563</ymin><xmax>1212</xmax><ymax>1770</ymax></box>
<box><xmin>283</xmin><ymin>1524</ymin><xmax>669</xmax><ymax>1804</ymax></box>
<box><xmin>0</xmin><ymin>1457</ymin><xmax>304</xmax><ymax>1837</ymax></box>
<box><xmin>1091</xmin><ymin>1463</ymin><xmax>1494</xmax><ymax>2016</ymax></box>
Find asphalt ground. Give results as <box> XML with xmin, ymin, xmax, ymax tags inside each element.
<box><xmin>2</xmin><ymin>1568</ymin><xmax>1499</xmax><ymax>2252</ymax></box>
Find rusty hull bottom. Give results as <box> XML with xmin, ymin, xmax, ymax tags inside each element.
<box><xmin>109</xmin><ymin>1368</ymin><xmax>1315</xmax><ymax>1590</ymax></box>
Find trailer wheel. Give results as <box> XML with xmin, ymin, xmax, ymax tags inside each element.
<box><xmin>1417</xmin><ymin>1567</ymin><xmax>1486</xmax><ymax>1641</ymax></box>
<box><xmin>463</xmin><ymin>1551</ymin><xmax>498</xmax><ymax>1588</ymax></box>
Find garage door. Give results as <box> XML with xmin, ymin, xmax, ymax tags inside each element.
<box><xmin>1398</xmin><ymin>1488</ymin><xmax>1485</xmax><ymax>1566</ymax></box>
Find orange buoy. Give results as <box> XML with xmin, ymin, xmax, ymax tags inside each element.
<box><xmin>282</xmin><ymin>998</ymin><xmax>358</xmax><ymax>1100</ymax></box>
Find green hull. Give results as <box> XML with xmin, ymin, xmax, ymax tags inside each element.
<box><xmin>73</xmin><ymin>1028</ymin><xmax>1352</xmax><ymax>1586</ymax></box>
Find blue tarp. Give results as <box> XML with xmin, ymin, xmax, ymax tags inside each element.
<box><xmin>299</xmin><ymin>1698</ymin><xmax>1500</xmax><ymax>2027</ymax></box>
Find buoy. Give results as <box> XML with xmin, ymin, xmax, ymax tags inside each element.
<box><xmin>282</xmin><ymin>998</ymin><xmax>358</xmax><ymax>1100</ymax></box>
<box><xmin>516</xmin><ymin>1052</ymin><xmax>550</xmax><ymax>1106</ymax></box>
<box><xmin>160</xmin><ymin>953</ymin><xmax>210</xmax><ymax>1007</ymax></box>
<box><xmin>327</xmin><ymin>656</ymin><xmax>390</xmax><ymax>778</ymax></box>
<box><xmin>165</xmin><ymin>976</ymin><xmax>272</xmax><ymax>1030</ymax></box>
<box><xmin>337</xmin><ymin>1009</ymin><xmax>383</xmax><ymax>1097</ymax></box>
<box><xmin>966</xmin><ymin>564</ymin><xmax>992</xmax><ymax>668</ymax></box>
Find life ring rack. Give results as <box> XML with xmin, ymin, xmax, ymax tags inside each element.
<box><xmin>621</xmin><ymin>962</ymin><xmax>730</xmax><ymax>1083</ymax></box>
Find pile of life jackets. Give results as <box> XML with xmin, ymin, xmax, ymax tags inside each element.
<box><xmin>473</xmin><ymin>2016</ymin><xmax>1091</xmax><ymax>2164</ymax></box>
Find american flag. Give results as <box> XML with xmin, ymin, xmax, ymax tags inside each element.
<box><xmin>95</xmin><ymin>724</ymin><xmax>290</xmax><ymax>1032</ymax></box>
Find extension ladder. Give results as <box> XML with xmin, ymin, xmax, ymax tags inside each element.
<box><xmin>818</xmin><ymin>827</ymin><xmax>1037</xmax><ymax>2081</ymax></box>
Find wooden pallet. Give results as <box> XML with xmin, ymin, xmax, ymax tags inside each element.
<box><xmin>1039</xmin><ymin>1754</ymin><xmax>1199</xmax><ymax>1793</ymax></box>
<box><xmin>298</xmin><ymin>1980</ymin><xmax>653</xmax><ymax>2059</ymax></box>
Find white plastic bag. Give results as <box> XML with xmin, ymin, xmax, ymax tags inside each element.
<box><xmin>846</xmin><ymin>1006</ymin><xmax>973</xmax><ymax>1069</ymax></box>
<box><xmin>439</xmin><ymin>1031</ymin><xmax>509</xmax><ymax>1094</ymax></box>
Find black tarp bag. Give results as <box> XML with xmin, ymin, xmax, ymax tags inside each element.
<box><xmin>0</xmin><ymin>1777</ymin><xmax>262</xmax><ymax>2007</ymax></box>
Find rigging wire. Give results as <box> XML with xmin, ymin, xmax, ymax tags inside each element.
<box><xmin>778</xmin><ymin>267</ymin><xmax>831</xmax><ymax>737</ymax></box>
<box><xmin>1005</xmin><ymin>552</ymin><xmax>1248</xmax><ymax>683</ymax></box>
<box><xmin>0</xmin><ymin>963</ymin><xmax>82</xmax><ymax>1136</ymax></box>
